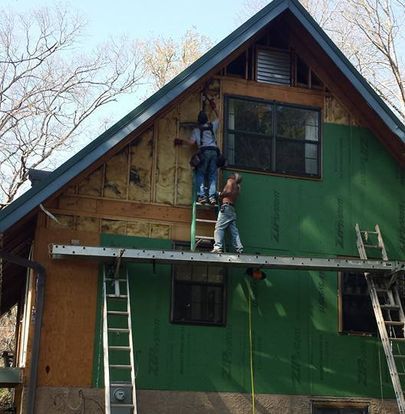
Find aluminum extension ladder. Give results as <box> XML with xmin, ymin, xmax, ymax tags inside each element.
<box><xmin>190</xmin><ymin>172</ymin><xmax>217</xmax><ymax>251</ymax></box>
<box><xmin>103</xmin><ymin>263</ymin><xmax>137</xmax><ymax>414</ymax></box>
<box><xmin>355</xmin><ymin>224</ymin><xmax>405</xmax><ymax>413</ymax></box>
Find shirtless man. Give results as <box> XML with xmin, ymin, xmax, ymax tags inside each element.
<box><xmin>211</xmin><ymin>173</ymin><xmax>243</xmax><ymax>254</ymax></box>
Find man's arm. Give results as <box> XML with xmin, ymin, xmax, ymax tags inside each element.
<box><xmin>174</xmin><ymin>128</ymin><xmax>199</xmax><ymax>147</ymax></box>
<box><xmin>209</xmin><ymin>99</ymin><xmax>219</xmax><ymax>121</ymax></box>
<box><xmin>174</xmin><ymin>137</ymin><xmax>196</xmax><ymax>146</ymax></box>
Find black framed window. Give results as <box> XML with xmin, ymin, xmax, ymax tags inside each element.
<box><xmin>339</xmin><ymin>272</ymin><xmax>377</xmax><ymax>335</ymax></box>
<box><xmin>225</xmin><ymin>96</ymin><xmax>321</xmax><ymax>177</ymax></box>
<box><xmin>313</xmin><ymin>405</ymin><xmax>368</xmax><ymax>414</ymax></box>
<box><xmin>171</xmin><ymin>263</ymin><xmax>226</xmax><ymax>326</ymax></box>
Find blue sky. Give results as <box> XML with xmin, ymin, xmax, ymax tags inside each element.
<box><xmin>2</xmin><ymin>0</ymin><xmax>265</xmax><ymax>170</ymax></box>
<box><xmin>4</xmin><ymin>0</ymin><xmax>255</xmax><ymax>131</ymax></box>
<box><xmin>5</xmin><ymin>0</ymin><xmax>249</xmax><ymax>45</ymax></box>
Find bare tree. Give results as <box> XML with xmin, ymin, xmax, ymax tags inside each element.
<box><xmin>0</xmin><ymin>306</ymin><xmax>17</xmax><ymax>410</ymax></box>
<box><xmin>236</xmin><ymin>0</ymin><xmax>404</xmax><ymax>121</ymax></box>
<box><xmin>336</xmin><ymin>0</ymin><xmax>405</xmax><ymax>120</ymax></box>
<box><xmin>0</xmin><ymin>6</ymin><xmax>145</xmax><ymax>203</ymax></box>
<box><xmin>142</xmin><ymin>27</ymin><xmax>212</xmax><ymax>92</ymax></box>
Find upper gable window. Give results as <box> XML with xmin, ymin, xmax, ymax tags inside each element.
<box><xmin>224</xmin><ymin>96</ymin><xmax>321</xmax><ymax>177</ymax></box>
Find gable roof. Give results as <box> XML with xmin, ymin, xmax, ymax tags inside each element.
<box><xmin>0</xmin><ymin>0</ymin><xmax>404</xmax><ymax>234</ymax></box>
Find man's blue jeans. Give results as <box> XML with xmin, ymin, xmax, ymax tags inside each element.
<box><xmin>213</xmin><ymin>204</ymin><xmax>243</xmax><ymax>252</ymax></box>
<box><xmin>196</xmin><ymin>149</ymin><xmax>217</xmax><ymax>198</ymax></box>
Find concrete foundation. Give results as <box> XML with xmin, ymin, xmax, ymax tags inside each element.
<box><xmin>33</xmin><ymin>387</ymin><xmax>399</xmax><ymax>413</ymax></box>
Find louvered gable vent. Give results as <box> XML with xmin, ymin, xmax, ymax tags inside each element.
<box><xmin>256</xmin><ymin>48</ymin><xmax>291</xmax><ymax>85</ymax></box>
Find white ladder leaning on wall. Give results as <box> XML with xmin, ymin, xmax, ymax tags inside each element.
<box><xmin>102</xmin><ymin>257</ymin><xmax>137</xmax><ymax>414</ymax></box>
<box><xmin>355</xmin><ymin>224</ymin><xmax>405</xmax><ymax>413</ymax></box>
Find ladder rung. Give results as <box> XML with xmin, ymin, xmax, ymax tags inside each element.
<box><xmin>111</xmin><ymin>404</ymin><xmax>135</xmax><ymax>408</ymax></box>
<box><xmin>111</xmin><ymin>383</ymin><xmax>133</xmax><ymax>387</ymax></box>
<box><xmin>105</xmin><ymin>278</ymin><xmax>127</xmax><ymax>282</ymax></box>
<box><xmin>391</xmin><ymin>338</ymin><xmax>405</xmax><ymax>342</ymax></box>
<box><xmin>195</xmin><ymin>202</ymin><xmax>216</xmax><ymax>207</ymax></box>
<box><xmin>375</xmin><ymin>288</ymin><xmax>389</xmax><ymax>292</ymax></box>
<box><xmin>398</xmin><ymin>372</ymin><xmax>405</xmax><ymax>376</ymax></box>
<box><xmin>110</xmin><ymin>364</ymin><xmax>132</xmax><ymax>369</ymax></box>
<box><xmin>381</xmin><ymin>304</ymin><xmax>400</xmax><ymax>310</ymax></box>
<box><xmin>361</xmin><ymin>230</ymin><xmax>378</xmax><ymax>234</ymax></box>
<box><xmin>109</xmin><ymin>346</ymin><xmax>131</xmax><ymax>350</ymax></box>
<box><xmin>107</xmin><ymin>294</ymin><xmax>128</xmax><ymax>299</ymax></box>
<box><xmin>196</xmin><ymin>235</ymin><xmax>215</xmax><ymax>240</ymax></box>
<box><xmin>108</xmin><ymin>328</ymin><xmax>129</xmax><ymax>333</ymax></box>
<box><xmin>196</xmin><ymin>219</ymin><xmax>217</xmax><ymax>224</ymax></box>
<box><xmin>394</xmin><ymin>354</ymin><xmax>405</xmax><ymax>358</ymax></box>
<box><xmin>363</xmin><ymin>244</ymin><xmax>379</xmax><ymax>248</ymax></box>
<box><xmin>107</xmin><ymin>311</ymin><xmax>129</xmax><ymax>316</ymax></box>
<box><xmin>385</xmin><ymin>321</ymin><xmax>404</xmax><ymax>326</ymax></box>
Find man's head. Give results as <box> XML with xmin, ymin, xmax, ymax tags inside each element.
<box><xmin>230</xmin><ymin>173</ymin><xmax>242</xmax><ymax>184</ymax></box>
<box><xmin>197</xmin><ymin>111</ymin><xmax>208</xmax><ymax>125</ymax></box>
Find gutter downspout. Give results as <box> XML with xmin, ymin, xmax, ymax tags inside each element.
<box><xmin>0</xmin><ymin>250</ymin><xmax>45</xmax><ymax>414</ymax></box>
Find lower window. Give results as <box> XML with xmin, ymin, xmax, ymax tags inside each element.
<box><xmin>339</xmin><ymin>272</ymin><xmax>377</xmax><ymax>334</ymax></box>
<box><xmin>171</xmin><ymin>263</ymin><xmax>226</xmax><ymax>326</ymax></box>
<box><xmin>313</xmin><ymin>402</ymin><xmax>368</xmax><ymax>414</ymax></box>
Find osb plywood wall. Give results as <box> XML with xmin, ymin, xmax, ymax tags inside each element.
<box><xmin>324</xmin><ymin>94</ymin><xmax>362</xmax><ymax>126</ymax></box>
<box><xmin>46</xmin><ymin>83</ymin><xmax>220</xmax><ymax>242</ymax></box>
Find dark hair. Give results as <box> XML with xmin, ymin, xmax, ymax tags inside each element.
<box><xmin>197</xmin><ymin>111</ymin><xmax>208</xmax><ymax>125</ymax></box>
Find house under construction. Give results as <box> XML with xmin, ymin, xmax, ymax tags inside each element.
<box><xmin>0</xmin><ymin>0</ymin><xmax>405</xmax><ymax>413</ymax></box>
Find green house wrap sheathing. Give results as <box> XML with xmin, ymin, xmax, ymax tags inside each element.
<box><xmin>93</xmin><ymin>123</ymin><xmax>404</xmax><ymax>398</ymax></box>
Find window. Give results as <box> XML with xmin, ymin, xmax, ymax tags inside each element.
<box><xmin>226</xmin><ymin>52</ymin><xmax>247</xmax><ymax>78</ymax></box>
<box><xmin>296</xmin><ymin>55</ymin><xmax>310</xmax><ymax>86</ymax></box>
<box><xmin>171</xmin><ymin>263</ymin><xmax>226</xmax><ymax>326</ymax></box>
<box><xmin>294</xmin><ymin>54</ymin><xmax>324</xmax><ymax>90</ymax></box>
<box><xmin>339</xmin><ymin>272</ymin><xmax>377</xmax><ymax>334</ymax></box>
<box><xmin>225</xmin><ymin>96</ymin><xmax>321</xmax><ymax>177</ymax></box>
<box><xmin>313</xmin><ymin>405</ymin><xmax>368</xmax><ymax>414</ymax></box>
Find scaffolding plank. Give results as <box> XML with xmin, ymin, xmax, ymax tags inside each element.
<box><xmin>50</xmin><ymin>245</ymin><xmax>405</xmax><ymax>273</ymax></box>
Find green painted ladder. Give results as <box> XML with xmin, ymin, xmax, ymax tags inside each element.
<box><xmin>103</xmin><ymin>263</ymin><xmax>137</xmax><ymax>414</ymax></box>
<box><xmin>355</xmin><ymin>224</ymin><xmax>405</xmax><ymax>414</ymax></box>
<box><xmin>190</xmin><ymin>172</ymin><xmax>217</xmax><ymax>251</ymax></box>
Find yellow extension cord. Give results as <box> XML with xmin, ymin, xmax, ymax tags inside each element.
<box><xmin>248</xmin><ymin>280</ymin><xmax>256</xmax><ymax>414</ymax></box>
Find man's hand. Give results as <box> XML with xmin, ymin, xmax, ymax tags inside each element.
<box><xmin>174</xmin><ymin>138</ymin><xmax>183</xmax><ymax>146</ymax></box>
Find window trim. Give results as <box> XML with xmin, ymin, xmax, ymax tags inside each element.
<box><xmin>224</xmin><ymin>94</ymin><xmax>322</xmax><ymax>179</ymax></box>
<box><xmin>170</xmin><ymin>244</ymin><xmax>228</xmax><ymax>327</ymax></box>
